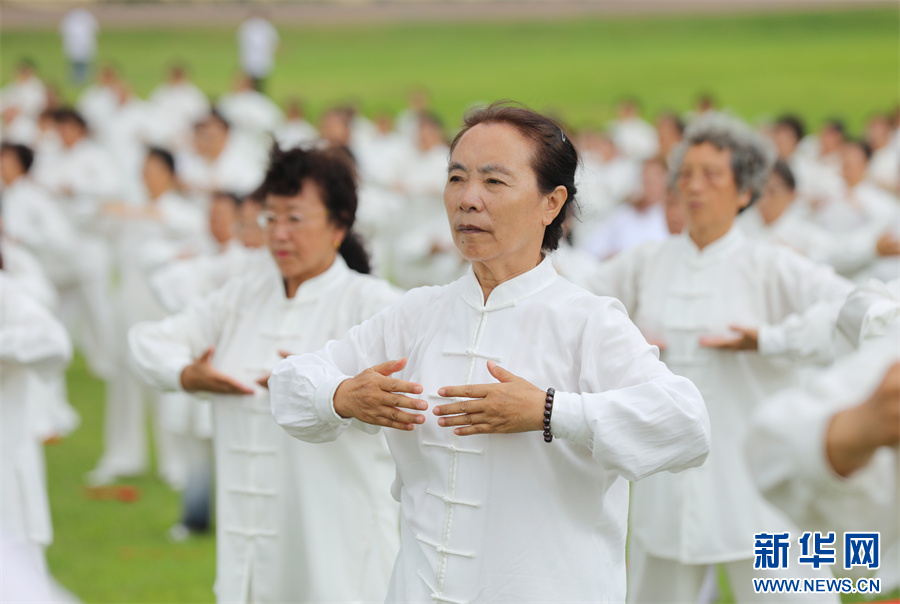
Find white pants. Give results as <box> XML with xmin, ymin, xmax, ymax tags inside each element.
<box><xmin>627</xmin><ymin>537</ymin><xmax>841</xmax><ymax>604</ymax></box>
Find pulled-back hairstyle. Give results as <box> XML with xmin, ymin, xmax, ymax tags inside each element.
<box><xmin>0</xmin><ymin>142</ymin><xmax>34</xmax><ymax>173</ymax></box>
<box><xmin>669</xmin><ymin>112</ymin><xmax>775</xmax><ymax>208</ymax></box>
<box><xmin>450</xmin><ymin>102</ymin><xmax>579</xmax><ymax>252</ymax></box>
<box><xmin>255</xmin><ymin>145</ymin><xmax>370</xmax><ymax>274</ymax></box>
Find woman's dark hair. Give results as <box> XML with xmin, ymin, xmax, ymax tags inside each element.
<box><xmin>0</xmin><ymin>142</ymin><xmax>35</xmax><ymax>173</ymax></box>
<box><xmin>53</xmin><ymin>107</ymin><xmax>87</xmax><ymax>130</ymax></box>
<box><xmin>771</xmin><ymin>160</ymin><xmax>796</xmax><ymax>192</ymax></box>
<box><xmin>146</xmin><ymin>146</ymin><xmax>176</xmax><ymax>175</ymax></box>
<box><xmin>450</xmin><ymin>101</ymin><xmax>579</xmax><ymax>252</ymax></box>
<box><xmin>776</xmin><ymin>114</ymin><xmax>806</xmax><ymax>143</ymax></box>
<box><xmin>845</xmin><ymin>138</ymin><xmax>873</xmax><ymax>161</ymax></box>
<box><xmin>255</xmin><ymin>144</ymin><xmax>370</xmax><ymax>274</ymax></box>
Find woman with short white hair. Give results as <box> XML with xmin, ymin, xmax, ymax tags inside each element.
<box><xmin>586</xmin><ymin>112</ymin><xmax>853</xmax><ymax>603</ymax></box>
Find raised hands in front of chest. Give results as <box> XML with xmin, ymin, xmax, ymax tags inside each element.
<box><xmin>333</xmin><ymin>358</ymin><xmax>427</xmax><ymax>431</ymax></box>
<box><xmin>433</xmin><ymin>361</ymin><xmax>545</xmax><ymax>436</ymax></box>
<box><xmin>180</xmin><ymin>346</ymin><xmax>255</xmax><ymax>395</ymax></box>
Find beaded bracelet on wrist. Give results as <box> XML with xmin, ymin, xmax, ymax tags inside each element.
<box><xmin>543</xmin><ymin>387</ymin><xmax>555</xmax><ymax>443</ymax></box>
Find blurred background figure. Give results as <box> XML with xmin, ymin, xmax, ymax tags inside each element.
<box><xmin>237</xmin><ymin>12</ymin><xmax>279</xmax><ymax>93</ymax></box>
<box><xmin>59</xmin><ymin>7</ymin><xmax>99</xmax><ymax>86</ymax></box>
<box><xmin>586</xmin><ymin>156</ymin><xmax>669</xmax><ymax>260</ymax></box>
<box><xmin>610</xmin><ymin>97</ymin><xmax>659</xmax><ymax>161</ymax></box>
<box><xmin>149</xmin><ymin>63</ymin><xmax>211</xmax><ymax>152</ymax></box>
<box><xmin>0</xmin><ymin>59</ymin><xmax>48</xmax><ymax>145</ymax></box>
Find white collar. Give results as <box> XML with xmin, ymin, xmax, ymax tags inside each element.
<box><xmin>462</xmin><ymin>255</ymin><xmax>558</xmax><ymax>311</ymax></box>
<box><xmin>278</xmin><ymin>254</ymin><xmax>349</xmax><ymax>303</ymax></box>
<box><xmin>678</xmin><ymin>224</ymin><xmax>745</xmax><ymax>261</ymax></box>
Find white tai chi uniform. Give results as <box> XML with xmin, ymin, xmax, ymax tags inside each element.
<box><xmin>91</xmin><ymin>192</ymin><xmax>207</xmax><ymax>484</ymax></box>
<box><xmin>33</xmin><ymin>137</ymin><xmax>119</xmax><ymax>378</ymax></box>
<box><xmin>585</xmin><ymin>227</ymin><xmax>853</xmax><ymax>603</ymax></box>
<box><xmin>270</xmin><ymin>256</ymin><xmax>710</xmax><ymax>604</ymax></box>
<box><xmin>748</xmin><ymin>286</ymin><xmax>899</xmax><ymax>593</ymax></box>
<box><xmin>237</xmin><ymin>17</ymin><xmax>279</xmax><ymax>81</ymax></box>
<box><xmin>0</xmin><ymin>273</ymin><xmax>72</xmax><ymax>553</ymax></box>
<box><xmin>129</xmin><ymin>256</ymin><xmax>401</xmax><ymax>603</ymax></box>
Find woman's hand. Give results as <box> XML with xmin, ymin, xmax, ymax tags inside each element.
<box><xmin>256</xmin><ymin>350</ymin><xmax>295</xmax><ymax>389</ymax></box>
<box><xmin>433</xmin><ymin>361</ymin><xmax>545</xmax><ymax>436</ymax></box>
<box><xmin>826</xmin><ymin>362</ymin><xmax>900</xmax><ymax>477</ymax></box>
<box><xmin>333</xmin><ymin>358</ymin><xmax>427</xmax><ymax>431</ymax></box>
<box><xmin>699</xmin><ymin>325</ymin><xmax>758</xmax><ymax>351</ymax></box>
<box><xmin>180</xmin><ymin>346</ymin><xmax>255</xmax><ymax>395</ymax></box>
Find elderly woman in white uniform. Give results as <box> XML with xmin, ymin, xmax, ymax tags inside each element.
<box><xmin>269</xmin><ymin>103</ymin><xmax>710</xmax><ymax>604</ymax></box>
<box><xmin>129</xmin><ymin>146</ymin><xmax>401</xmax><ymax>603</ymax></box>
<box><xmin>584</xmin><ymin>113</ymin><xmax>855</xmax><ymax>603</ymax></box>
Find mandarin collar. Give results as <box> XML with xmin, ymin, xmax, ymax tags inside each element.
<box><xmin>277</xmin><ymin>254</ymin><xmax>349</xmax><ymax>303</ymax></box>
<box><xmin>678</xmin><ymin>224</ymin><xmax>745</xmax><ymax>261</ymax></box>
<box><xmin>462</xmin><ymin>255</ymin><xmax>558</xmax><ymax>311</ymax></box>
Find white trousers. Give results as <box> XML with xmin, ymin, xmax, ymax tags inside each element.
<box><xmin>627</xmin><ymin>537</ymin><xmax>841</xmax><ymax>604</ymax></box>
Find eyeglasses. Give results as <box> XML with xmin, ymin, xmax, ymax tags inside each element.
<box><xmin>256</xmin><ymin>210</ymin><xmax>326</xmax><ymax>232</ymax></box>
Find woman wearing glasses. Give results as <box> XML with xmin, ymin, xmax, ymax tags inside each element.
<box><xmin>129</xmin><ymin>146</ymin><xmax>401</xmax><ymax>603</ymax></box>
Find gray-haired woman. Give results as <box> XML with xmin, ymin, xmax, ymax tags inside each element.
<box><xmin>587</xmin><ymin>113</ymin><xmax>853</xmax><ymax>603</ymax></box>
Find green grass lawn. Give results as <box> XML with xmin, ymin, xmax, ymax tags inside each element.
<box><xmin>48</xmin><ymin>355</ymin><xmax>215</xmax><ymax>602</ymax></box>
<box><xmin>2</xmin><ymin>7</ymin><xmax>898</xmax><ymax>134</ymax></box>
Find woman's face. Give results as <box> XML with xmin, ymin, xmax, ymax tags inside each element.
<box><xmin>444</xmin><ymin>123</ymin><xmax>563</xmax><ymax>266</ymax></box>
<box><xmin>676</xmin><ymin>142</ymin><xmax>749</xmax><ymax>234</ymax></box>
<box><xmin>263</xmin><ymin>180</ymin><xmax>344</xmax><ymax>283</ymax></box>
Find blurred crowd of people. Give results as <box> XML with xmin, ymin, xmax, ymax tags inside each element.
<box><xmin>0</xmin><ymin>13</ymin><xmax>898</xmax><ymax>602</ymax></box>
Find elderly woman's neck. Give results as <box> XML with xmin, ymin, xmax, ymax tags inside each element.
<box><xmin>472</xmin><ymin>252</ymin><xmax>543</xmax><ymax>303</ymax></box>
<box><xmin>689</xmin><ymin>220</ymin><xmax>734</xmax><ymax>251</ymax></box>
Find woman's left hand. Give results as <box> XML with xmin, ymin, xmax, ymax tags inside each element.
<box><xmin>433</xmin><ymin>361</ymin><xmax>546</xmax><ymax>436</ymax></box>
<box><xmin>699</xmin><ymin>325</ymin><xmax>758</xmax><ymax>351</ymax></box>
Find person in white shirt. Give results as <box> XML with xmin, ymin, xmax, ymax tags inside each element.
<box><xmin>130</xmin><ymin>145</ymin><xmax>401</xmax><ymax>603</ymax></box>
<box><xmin>0</xmin><ymin>143</ymin><xmax>79</xmax><ymax>285</ymax></box>
<box><xmin>59</xmin><ymin>8</ymin><xmax>99</xmax><ymax>86</ymax></box>
<box><xmin>177</xmin><ymin>110</ymin><xmax>266</xmax><ymax>198</ymax></box>
<box><xmin>391</xmin><ymin>112</ymin><xmax>464</xmax><ymax>288</ymax></box>
<box><xmin>88</xmin><ymin>148</ymin><xmax>207</xmax><ymax>486</ymax></box>
<box><xmin>275</xmin><ymin>98</ymin><xmax>318</xmax><ymax>150</ymax></box>
<box><xmin>571</xmin><ymin>131</ymin><xmax>641</xmax><ymax>248</ymax></box>
<box><xmin>395</xmin><ymin>87</ymin><xmax>431</xmax><ymax>144</ymax></box>
<box><xmin>586</xmin><ymin>156</ymin><xmax>670</xmax><ymax>259</ymax></box>
<box><xmin>269</xmin><ymin>103</ymin><xmax>710</xmax><ymax>604</ymax></box>
<box><xmin>0</xmin><ymin>59</ymin><xmax>48</xmax><ymax>145</ymax></box>
<box><xmin>739</xmin><ymin>160</ymin><xmax>899</xmax><ymax>279</ymax></box>
<box><xmin>866</xmin><ymin>112</ymin><xmax>899</xmax><ymax>194</ymax></box>
<box><xmin>149</xmin><ymin>64</ymin><xmax>210</xmax><ymax>152</ymax></box>
<box><xmin>748</xmin><ymin>280</ymin><xmax>899</xmax><ymax>592</ymax></box>
<box><xmin>771</xmin><ymin>114</ymin><xmax>843</xmax><ymax>210</ymax></box>
<box><xmin>582</xmin><ymin>113</ymin><xmax>853</xmax><ymax>603</ymax></box>
<box><xmin>31</xmin><ymin>108</ymin><xmax>118</xmax><ymax>379</ymax></box>
<box><xmin>216</xmin><ymin>72</ymin><xmax>283</xmax><ymax>142</ymax></box>
<box><xmin>609</xmin><ymin>97</ymin><xmax>660</xmax><ymax>162</ymax></box>
<box><xmin>0</xmin><ymin>59</ymin><xmax>48</xmax><ymax>120</ymax></box>
<box><xmin>0</xmin><ymin>271</ymin><xmax>72</xmax><ymax>574</ymax></box>
<box><xmin>237</xmin><ymin>14</ymin><xmax>279</xmax><ymax>92</ymax></box>
<box><xmin>76</xmin><ymin>65</ymin><xmax>119</xmax><ymax>136</ymax></box>
<box><xmin>656</xmin><ymin>110</ymin><xmax>685</xmax><ymax>160</ymax></box>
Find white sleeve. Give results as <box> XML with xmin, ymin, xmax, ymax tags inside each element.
<box><xmin>550</xmin><ymin>299</ymin><xmax>710</xmax><ymax>482</ymax></box>
<box><xmin>747</xmin><ymin>335</ymin><xmax>899</xmax><ymax>527</ymax></box>
<box><xmin>582</xmin><ymin>241</ymin><xmax>658</xmax><ymax>316</ymax></box>
<box><xmin>128</xmin><ymin>278</ymin><xmax>239</xmax><ymax>392</ymax></box>
<box><xmin>270</xmin><ymin>295</ymin><xmax>412</xmax><ymax>443</ymax></box>
<box><xmin>0</xmin><ymin>274</ymin><xmax>72</xmax><ymax>375</ymax></box>
<box><xmin>757</xmin><ymin>247</ymin><xmax>854</xmax><ymax>363</ymax></box>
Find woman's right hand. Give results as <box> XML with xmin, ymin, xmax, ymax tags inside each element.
<box><xmin>333</xmin><ymin>358</ymin><xmax>427</xmax><ymax>431</ymax></box>
<box><xmin>180</xmin><ymin>346</ymin><xmax>255</xmax><ymax>395</ymax></box>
